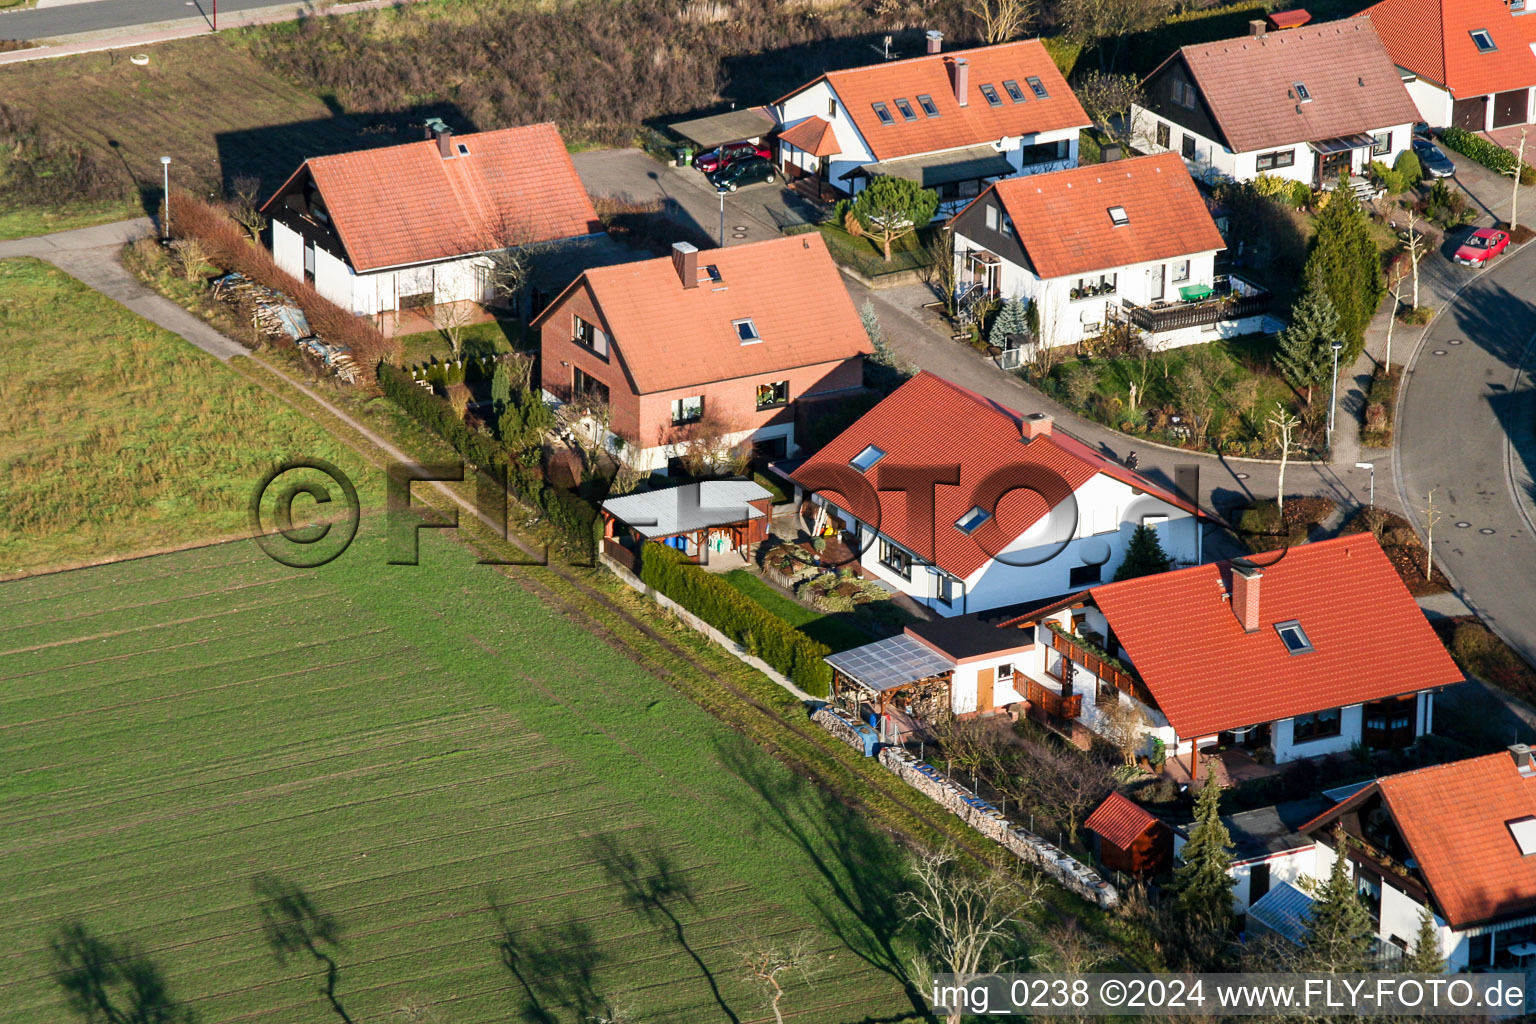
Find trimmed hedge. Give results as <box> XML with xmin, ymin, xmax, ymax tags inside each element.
<box><xmin>638</xmin><ymin>543</ymin><xmax>832</xmax><ymax>698</ymax></box>
<box><xmin>377</xmin><ymin>363</ymin><xmax>599</xmax><ymax>560</ymax></box>
<box><xmin>1439</xmin><ymin>126</ymin><xmax>1536</xmax><ymax>185</ymax></box>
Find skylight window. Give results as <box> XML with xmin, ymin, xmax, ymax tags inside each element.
<box><xmin>1003</xmin><ymin>79</ymin><xmax>1026</xmax><ymax>103</ymax></box>
<box><xmin>872</xmin><ymin>102</ymin><xmax>895</xmax><ymax>125</ymax></box>
<box><xmin>1026</xmin><ymin>76</ymin><xmax>1049</xmax><ymax>99</ymax></box>
<box><xmin>894</xmin><ymin>97</ymin><xmax>917</xmax><ymax>121</ymax></box>
<box><xmin>955</xmin><ymin>506</ymin><xmax>991</xmax><ymax>534</ymax></box>
<box><xmin>1511</xmin><ymin>816</ymin><xmax>1536</xmax><ymax>855</ymax></box>
<box><xmin>456</xmin><ymin>143</ymin><xmax>470</xmax><ymax>156</ymax></box>
<box><xmin>704</xmin><ymin>264</ymin><xmax>722</xmax><ymax>283</ymax></box>
<box><xmin>1107</xmin><ymin>205</ymin><xmax>1129</xmax><ymax>226</ymax></box>
<box><xmin>979</xmin><ymin>83</ymin><xmax>1003</xmax><ymax>107</ymax></box>
<box><xmin>733</xmin><ymin>318</ymin><xmax>761</xmax><ymax>344</ymax></box>
<box><xmin>1472</xmin><ymin>28</ymin><xmax>1498</xmax><ymax>52</ymax></box>
<box><xmin>1275</xmin><ymin>620</ymin><xmax>1314</xmax><ymax>654</ymax></box>
<box><xmin>850</xmin><ymin>444</ymin><xmax>886</xmax><ymax>473</ymax></box>
<box><xmin>1293</xmin><ymin>81</ymin><xmax>1312</xmax><ymax>102</ymax></box>
<box><xmin>917</xmin><ymin>94</ymin><xmax>940</xmax><ymax>117</ymax></box>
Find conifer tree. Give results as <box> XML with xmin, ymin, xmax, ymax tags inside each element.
<box><xmin>490</xmin><ymin>360</ymin><xmax>512</xmax><ymax>440</ymax></box>
<box><xmin>1405</xmin><ymin>907</ymin><xmax>1445</xmax><ymax>974</ymax></box>
<box><xmin>1113</xmin><ymin>524</ymin><xmax>1173</xmax><ymax>581</ymax></box>
<box><xmin>1276</xmin><ymin>288</ymin><xmax>1340</xmax><ymax>405</ymax></box>
<box><xmin>1302</xmin><ymin>181</ymin><xmax>1382</xmax><ymax>363</ymax></box>
<box><xmin>1169</xmin><ymin>773</ymin><xmax>1235</xmax><ymax>934</ymax></box>
<box><xmin>989</xmin><ymin>297</ymin><xmax>1031</xmax><ymax>348</ymax></box>
<box><xmin>1303</xmin><ymin>828</ymin><xmax>1376</xmax><ymax>971</ymax></box>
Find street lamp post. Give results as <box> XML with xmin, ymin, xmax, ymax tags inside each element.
<box><xmin>1326</xmin><ymin>339</ymin><xmax>1344</xmax><ymax>450</ymax></box>
<box><xmin>1355</xmin><ymin>461</ymin><xmax>1375</xmax><ymax>507</ymax></box>
<box><xmin>160</xmin><ymin>156</ymin><xmax>172</xmax><ymax>240</ymax></box>
<box><xmin>716</xmin><ymin>187</ymin><xmax>727</xmax><ymax>248</ymax></box>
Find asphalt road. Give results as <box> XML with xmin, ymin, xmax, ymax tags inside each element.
<box><xmin>1396</xmin><ymin>242</ymin><xmax>1536</xmax><ymax>665</ymax></box>
<box><xmin>0</xmin><ymin>0</ymin><xmax>268</xmax><ymax>40</ymax></box>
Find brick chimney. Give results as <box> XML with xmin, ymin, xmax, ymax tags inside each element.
<box><xmin>671</xmin><ymin>241</ymin><xmax>699</xmax><ymax>289</ymax></box>
<box><xmin>926</xmin><ymin>29</ymin><xmax>943</xmax><ymax>54</ymax></box>
<box><xmin>948</xmin><ymin>57</ymin><xmax>969</xmax><ymax>107</ymax></box>
<box><xmin>1512</xmin><ymin>744</ymin><xmax>1534</xmax><ymax>772</ymax></box>
<box><xmin>1230</xmin><ymin>561</ymin><xmax>1262</xmax><ymax>632</ymax></box>
<box><xmin>425</xmin><ymin>117</ymin><xmax>454</xmax><ymax>158</ymax></box>
<box><xmin>1020</xmin><ymin>412</ymin><xmax>1052</xmax><ymax>440</ymax></box>
<box><xmin>1249</xmin><ymin>18</ymin><xmax>1267</xmax><ymax>35</ymax></box>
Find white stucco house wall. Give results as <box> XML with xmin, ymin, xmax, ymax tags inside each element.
<box><xmin>1130</xmin><ymin>20</ymin><xmax>1420</xmax><ymax>188</ymax></box>
<box><xmin>771</xmin><ymin>35</ymin><xmax>1091</xmax><ymax>217</ymax></box>
<box><xmin>950</xmin><ymin>152</ymin><xmax>1270</xmax><ymax>351</ymax></box>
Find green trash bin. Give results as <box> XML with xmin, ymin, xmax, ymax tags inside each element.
<box><xmin>675</xmin><ymin>146</ymin><xmax>693</xmax><ymax>168</ymax></box>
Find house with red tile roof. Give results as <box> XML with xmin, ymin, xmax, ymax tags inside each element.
<box><xmin>948</xmin><ymin>153</ymin><xmax>1269</xmax><ymax>351</ymax></box>
<box><xmin>533</xmin><ymin>234</ymin><xmax>869</xmax><ymax>473</ymax></box>
<box><xmin>771</xmin><ymin>33</ymin><xmax>1090</xmax><ymax>217</ymax></box>
<box><xmin>1280</xmin><ymin>747</ymin><xmax>1536</xmax><ymax>971</ymax></box>
<box><xmin>1130</xmin><ymin>20</ymin><xmax>1420</xmax><ymax>188</ymax></box>
<box><xmin>998</xmin><ymin>534</ymin><xmax>1461</xmax><ymax>773</ymax></box>
<box><xmin>1361</xmin><ymin>0</ymin><xmax>1536</xmax><ymax>131</ymax></box>
<box><xmin>261</xmin><ymin>121</ymin><xmax>604</xmax><ymax>320</ymax></box>
<box><xmin>789</xmin><ymin>371</ymin><xmax>1206</xmax><ymax>618</ymax></box>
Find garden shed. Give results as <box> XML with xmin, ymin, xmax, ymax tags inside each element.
<box><xmin>601</xmin><ymin>479</ymin><xmax>772</xmax><ymax>565</ymax></box>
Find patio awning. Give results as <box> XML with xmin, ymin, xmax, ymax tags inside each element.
<box><xmin>825</xmin><ymin>634</ymin><xmax>954</xmax><ymax>694</ymax></box>
<box><xmin>1308</xmin><ymin>133</ymin><xmax>1376</xmax><ymax>155</ymax></box>
<box><xmin>846</xmin><ymin>144</ymin><xmax>1016</xmax><ymax>187</ymax></box>
<box><xmin>1247</xmin><ymin>881</ymin><xmax>1315</xmax><ymax>946</ymax></box>
<box><xmin>666</xmin><ymin>107</ymin><xmax>776</xmax><ymax>149</ymax></box>
<box><xmin>601</xmin><ymin>480</ymin><xmax>770</xmax><ymax>539</ymax></box>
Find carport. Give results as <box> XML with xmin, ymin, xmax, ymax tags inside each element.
<box><xmin>666</xmin><ymin>107</ymin><xmax>776</xmax><ymax>153</ymax></box>
<box><xmin>845</xmin><ymin>144</ymin><xmax>1017</xmax><ymax>215</ymax></box>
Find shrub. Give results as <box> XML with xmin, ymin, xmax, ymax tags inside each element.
<box><xmin>639</xmin><ymin>543</ymin><xmax>832</xmax><ymax>697</ymax></box>
<box><xmin>1440</xmin><ymin>126</ymin><xmax>1536</xmax><ymax>185</ymax></box>
<box><xmin>1392</xmin><ymin>149</ymin><xmax>1422</xmax><ymax>189</ymax></box>
<box><xmin>1236</xmin><ymin>500</ymin><xmax>1283</xmax><ymax>538</ymax></box>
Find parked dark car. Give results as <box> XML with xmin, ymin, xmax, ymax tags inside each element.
<box><xmin>707</xmin><ymin>156</ymin><xmax>776</xmax><ymax>192</ymax></box>
<box><xmin>1412</xmin><ymin>121</ymin><xmax>1433</xmax><ymax>140</ymax></box>
<box><xmin>1413</xmin><ymin>137</ymin><xmax>1456</xmax><ymax>178</ymax></box>
<box><xmin>693</xmin><ymin>141</ymin><xmax>771</xmax><ymax>174</ymax></box>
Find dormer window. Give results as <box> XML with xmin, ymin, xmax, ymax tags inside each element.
<box><xmin>1003</xmin><ymin>79</ymin><xmax>1026</xmax><ymax>103</ymax></box>
<box><xmin>1107</xmin><ymin>205</ymin><xmax>1129</xmax><ymax>226</ymax></box>
<box><xmin>895</xmin><ymin>98</ymin><xmax>917</xmax><ymax>121</ymax></box>
<box><xmin>1472</xmin><ymin>28</ymin><xmax>1498</xmax><ymax>51</ymax></box>
<box><xmin>1275</xmin><ymin>620</ymin><xmax>1313</xmax><ymax>654</ymax></box>
<box><xmin>872</xmin><ymin>102</ymin><xmax>895</xmax><ymax>125</ymax></box>
<box><xmin>850</xmin><ymin>444</ymin><xmax>886</xmax><ymax>473</ymax></box>
<box><xmin>979</xmin><ymin>83</ymin><xmax>1003</xmax><ymax>107</ymax></box>
<box><xmin>1026</xmin><ymin>76</ymin><xmax>1048</xmax><ymax>99</ymax></box>
<box><xmin>733</xmin><ymin>318</ymin><xmax>761</xmax><ymax>344</ymax></box>
<box><xmin>955</xmin><ymin>506</ymin><xmax>991</xmax><ymax>534</ymax></box>
<box><xmin>917</xmin><ymin>94</ymin><xmax>940</xmax><ymax>117</ymax></box>
<box><xmin>1293</xmin><ymin>81</ymin><xmax>1312</xmax><ymax>102</ymax></box>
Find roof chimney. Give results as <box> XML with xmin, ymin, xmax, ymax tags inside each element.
<box><xmin>671</xmin><ymin>242</ymin><xmax>699</xmax><ymax>289</ymax></box>
<box><xmin>926</xmin><ymin>29</ymin><xmax>944</xmax><ymax>54</ymax></box>
<box><xmin>949</xmin><ymin>57</ymin><xmax>970</xmax><ymax>107</ymax></box>
<box><xmin>1021</xmin><ymin>412</ymin><xmax>1052</xmax><ymax>440</ymax></box>
<box><xmin>1230</xmin><ymin>560</ymin><xmax>1262</xmax><ymax>632</ymax></box>
<box><xmin>1101</xmin><ymin>143</ymin><xmax>1123</xmax><ymax>163</ymax></box>
<box><xmin>425</xmin><ymin>117</ymin><xmax>454</xmax><ymax>158</ymax></box>
<box><xmin>1249</xmin><ymin>19</ymin><xmax>1267</xmax><ymax>35</ymax></box>
<box><xmin>1513</xmin><ymin>744</ymin><xmax>1534</xmax><ymax>773</ymax></box>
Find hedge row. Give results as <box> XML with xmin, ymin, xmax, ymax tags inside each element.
<box><xmin>638</xmin><ymin>543</ymin><xmax>832</xmax><ymax>698</ymax></box>
<box><xmin>1439</xmin><ymin>127</ymin><xmax>1536</xmax><ymax>186</ymax></box>
<box><xmin>168</xmin><ymin>193</ymin><xmax>398</xmax><ymax>376</ymax></box>
<box><xmin>377</xmin><ymin>363</ymin><xmax>599</xmax><ymax>560</ymax></box>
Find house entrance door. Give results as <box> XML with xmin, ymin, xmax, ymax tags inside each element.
<box><xmin>976</xmin><ymin>668</ymin><xmax>994</xmax><ymax>713</ymax></box>
<box><xmin>1316</xmin><ymin>150</ymin><xmax>1352</xmax><ymax>185</ymax></box>
<box><xmin>1148</xmin><ymin>264</ymin><xmax>1165</xmax><ymax>302</ymax></box>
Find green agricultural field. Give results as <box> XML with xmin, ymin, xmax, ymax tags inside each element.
<box><xmin>0</xmin><ymin>257</ymin><xmax>375</xmax><ymax>575</ymax></box>
<box><xmin>0</xmin><ymin>534</ymin><xmax>922</xmax><ymax>1023</ymax></box>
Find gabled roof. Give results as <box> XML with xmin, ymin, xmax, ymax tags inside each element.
<box><xmin>1361</xmin><ymin>0</ymin><xmax>1536</xmax><ymax>97</ymax></box>
<box><xmin>966</xmin><ymin>153</ymin><xmax>1225</xmax><ymax>280</ymax></box>
<box><xmin>1085</xmin><ymin>791</ymin><xmax>1164</xmax><ymax>849</ymax></box>
<box><xmin>778</xmin><ymin>115</ymin><xmax>840</xmax><ymax>157</ymax></box>
<box><xmin>262</xmin><ymin>123</ymin><xmax>600</xmax><ymax>273</ymax></box>
<box><xmin>1303</xmin><ymin>753</ymin><xmax>1536</xmax><ymax>929</ymax></box>
<box><xmin>534</xmin><ymin>234</ymin><xmax>870</xmax><ymax>395</ymax></box>
<box><xmin>601</xmin><ymin>479</ymin><xmax>771</xmax><ymax>539</ymax></box>
<box><xmin>1005</xmin><ymin>535</ymin><xmax>1461</xmax><ymax>739</ymax></box>
<box><xmin>781</xmin><ymin>41</ymin><xmax>1089</xmax><ymax>163</ymax></box>
<box><xmin>1151</xmin><ymin>20</ymin><xmax>1421</xmax><ymax>154</ymax></box>
<box><xmin>789</xmin><ymin>372</ymin><xmax>1204</xmax><ymax>581</ymax></box>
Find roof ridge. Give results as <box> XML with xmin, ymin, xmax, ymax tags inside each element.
<box><xmin>304</xmin><ymin>121</ymin><xmax>561</xmax><ymax>168</ymax></box>
<box><xmin>826</xmin><ymin>38</ymin><xmax>1034</xmax><ymax>79</ymax></box>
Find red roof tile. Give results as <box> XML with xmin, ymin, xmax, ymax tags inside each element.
<box><xmin>1085</xmin><ymin>791</ymin><xmax>1163</xmax><ymax>849</ymax></box>
<box><xmin>536</xmin><ymin>234</ymin><xmax>869</xmax><ymax>395</ymax></box>
<box><xmin>1268</xmin><ymin>9</ymin><xmax>1314</xmax><ymax>29</ymax></box>
<box><xmin>1361</xmin><ymin>0</ymin><xmax>1536</xmax><ymax>98</ymax></box>
<box><xmin>1051</xmin><ymin>535</ymin><xmax>1462</xmax><ymax>739</ymax></box>
<box><xmin>1162</xmin><ymin>20</ymin><xmax>1421</xmax><ymax>154</ymax></box>
<box><xmin>784</xmin><ymin>41</ymin><xmax>1089</xmax><ymax>163</ymax></box>
<box><xmin>266</xmin><ymin>123</ymin><xmax>600</xmax><ymax>273</ymax></box>
<box><xmin>779</xmin><ymin>116</ymin><xmax>841</xmax><ymax>157</ymax></box>
<box><xmin>790</xmin><ymin>372</ymin><xmax>1203</xmax><ymax>580</ymax></box>
<box><xmin>978</xmin><ymin>153</ymin><xmax>1225</xmax><ymax>280</ymax></box>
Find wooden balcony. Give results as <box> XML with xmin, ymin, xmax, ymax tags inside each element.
<box><xmin>1023</xmin><ymin>677</ymin><xmax>1082</xmax><ymax>720</ymax></box>
<box><xmin>1048</xmin><ymin>629</ymin><xmax>1154</xmax><ymax>705</ymax></box>
<box><xmin>1120</xmin><ymin>276</ymin><xmax>1270</xmax><ymax>334</ymax></box>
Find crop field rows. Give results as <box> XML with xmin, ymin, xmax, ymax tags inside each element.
<box><xmin>0</xmin><ymin>538</ymin><xmax>915</xmax><ymax>1023</ymax></box>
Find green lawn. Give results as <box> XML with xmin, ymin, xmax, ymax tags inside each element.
<box><xmin>0</xmin><ymin>535</ymin><xmax>920</xmax><ymax>1024</ymax></box>
<box><xmin>0</xmin><ymin>257</ymin><xmax>377</xmax><ymax>576</ymax></box>
<box><xmin>0</xmin><ymin>200</ymin><xmax>140</xmax><ymax>242</ymax></box>
<box><xmin>397</xmin><ymin>319</ymin><xmax>525</xmax><ymax>366</ymax></box>
<box><xmin>721</xmin><ymin>569</ymin><xmax>875</xmax><ymax>653</ymax></box>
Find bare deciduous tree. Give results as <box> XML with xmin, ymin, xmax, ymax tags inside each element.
<box><xmin>169</xmin><ymin>238</ymin><xmax>210</xmax><ymax>281</ymax></box>
<box><xmin>433</xmin><ymin>301</ymin><xmax>474</xmax><ymax>359</ymax></box>
<box><xmin>229</xmin><ymin>174</ymin><xmax>267</xmax><ymax>244</ymax></box>
<box><xmin>923</xmin><ymin>225</ymin><xmax>960</xmax><ymax>315</ymax></box>
<box><xmin>1267</xmin><ymin>403</ymin><xmax>1299</xmax><ymax>517</ymax></box>
<box><xmin>736</xmin><ymin>934</ymin><xmax>822</xmax><ymax>1024</ymax></box>
<box><xmin>660</xmin><ymin>406</ymin><xmax>753</xmax><ymax>478</ymax></box>
<box><xmin>1096</xmin><ymin>696</ymin><xmax>1148</xmax><ymax>766</ymax></box>
<box><xmin>966</xmin><ymin>0</ymin><xmax>1037</xmax><ymax>44</ymax></box>
<box><xmin>559</xmin><ymin>391</ymin><xmax>613</xmax><ymax>472</ymax></box>
<box><xmin>998</xmin><ymin>727</ymin><xmax>1115</xmax><ymax>841</ymax></box>
<box><xmin>1061</xmin><ymin>0</ymin><xmax>1174</xmax><ymax>72</ymax></box>
<box><xmin>1072</xmin><ymin>71</ymin><xmax>1143</xmax><ymax>147</ymax></box>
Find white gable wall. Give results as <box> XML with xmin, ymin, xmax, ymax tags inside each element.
<box><xmin>1403</xmin><ymin>77</ymin><xmax>1454</xmax><ymax>129</ymax></box>
<box><xmin>272</xmin><ymin>220</ymin><xmax>305</xmax><ymax>280</ymax></box>
<box><xmin>776</xmin><ymin>82</ymin><xmax>875</xmax><ymax>191</ymax></box>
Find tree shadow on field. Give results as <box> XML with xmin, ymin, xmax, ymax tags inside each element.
<box><xmin>49</xmin><ymin>920</ymin><xmax>194</xmax><ymax>1024</ymax></box>
<box><xmin>713</xmin><ymin>740</ymin><xmax>933</xmax><ymax>1023</ymax></box>
<box><xmin>487</xmin><ymin>894</ymin><xmax>626</xmax><ymax>1024</ymax></box>
<box><xmin>252</xmin><ymin>874</ymin><xmax>354</xmax><ymax>1024</ymax></box>
<box><xmin>590</xmin><ymin>833</ymin><xmax>742</xmax><ymax>1024</ymax></box>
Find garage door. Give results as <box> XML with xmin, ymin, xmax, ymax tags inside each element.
<box><xmin>1453</xmin><ymin>95</ymin><xmax>1489</xmax><ymax>131</ymax></box>
<box><xmin>1494</xmin><ymin>89</ymin><xmax>1529</xmax><ymax>128</ymax></box>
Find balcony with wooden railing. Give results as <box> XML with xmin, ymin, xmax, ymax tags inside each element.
<box><xmin>1119</xmin><ymin>274</ymin><xmax>1270</xmax><ymax>334</ymax></box>
<box><xmin>1022</xmin><ymin>677</ymin><xmax>1082</xmax><ymax>720</ymax></box>
<box><xmin>1046</xmin><ymin>627</ymin><xmax>1154</xmax><ymax>706</ymax></box>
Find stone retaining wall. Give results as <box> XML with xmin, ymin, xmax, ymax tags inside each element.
<box><xmin>812</xmin><ymin>705</ymin><xmax>878</xmax><ymax>757</ymax></box>
<box><xmin>877</xmin><ymin>747</ymin><xmax>1119</xmax><ymax>909</ymax></box>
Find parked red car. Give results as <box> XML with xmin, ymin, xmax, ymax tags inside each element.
<box><xmin>693</xmin><ymin>141</ymin><xmax>771</xmax><ymax>174</ymax></box>
<box><xmin>1452</xmin><ymin>228</ymin><xmax>1511</xmax><ymax>266</ymax></box>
